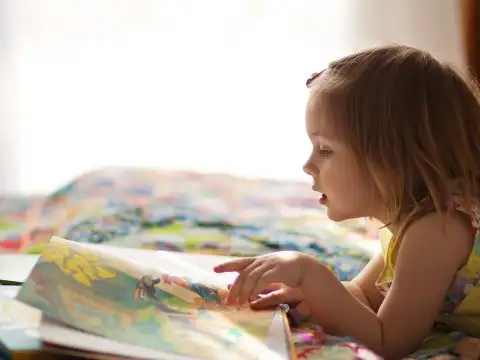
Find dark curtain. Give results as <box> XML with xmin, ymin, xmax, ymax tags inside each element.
<box><xmin>461</xmin><ymin>0</ymin><xmax>480</xmax><ymax>82</ymax></box>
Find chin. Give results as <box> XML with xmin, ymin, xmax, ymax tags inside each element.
<box><xmin>325</xmin><ymin>208</ymin><xmax>358</xmax><ymax>222</ymax></box>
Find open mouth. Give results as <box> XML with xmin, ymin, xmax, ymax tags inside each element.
<box><xmin>319</xmin><ymin>193</ymin><xmax>327</xmax><ymax>205</ymax></box>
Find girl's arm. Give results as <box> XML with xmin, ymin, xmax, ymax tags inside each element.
<box><xmin>342</xmin><ymin>253</ymin><xmax>385</xmax><ymax>311</ymax></box>
<box><xmin>301</xmin><ymin>212</ymin><xmax>473</xmax><ymax>360</ymax></box>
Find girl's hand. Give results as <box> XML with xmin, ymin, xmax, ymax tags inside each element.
<box><xmin>250</xmin><ymin>283</ymin><xmax>312</xmax><ymax>320</ymax></box>
<box><xmin>213</xmin><ymin>251</ymin><xmax>312</xmax><ymax>305</ymax></box>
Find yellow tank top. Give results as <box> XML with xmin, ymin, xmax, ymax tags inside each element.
<box><xmin>375</xmin><ymin>197</ymin><xmax>480</xmax><ymax>337</ymax></box>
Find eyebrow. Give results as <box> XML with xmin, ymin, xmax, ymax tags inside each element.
<box><xmin>307</xmin><ymin>131</ymin><xmax>340</xmax><ymax>145</ymax></box>
<box><xmin>308</xmin><ymin>131</ymin><xmax>333</xmax><ymax>138</ymax></box>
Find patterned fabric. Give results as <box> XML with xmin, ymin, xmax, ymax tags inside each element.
<box><xmin>0</xmin><ymin>168</ymin><xmax>376</xmax><ymax>274</ymax></box>
<box><xmin>376</xmin><ymin>196</ymin><xmax>480</xmax><ymax>357</ymax></box>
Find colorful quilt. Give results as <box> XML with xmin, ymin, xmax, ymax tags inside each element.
<box><xmin>0</xmin><ymin>168</ymin><xmax>472</xmax><ymax>359</ymax></box>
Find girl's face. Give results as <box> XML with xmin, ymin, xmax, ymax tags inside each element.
<box><xmin>303</xmin><ymin>95</ymin><xmax>384</xmax><ymax>222</ymax></box>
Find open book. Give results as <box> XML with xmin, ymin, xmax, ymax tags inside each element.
<box><xmin>14</xmin><ymin>237</ymin><xmax>296</xmax><ymax>360</ymax></box>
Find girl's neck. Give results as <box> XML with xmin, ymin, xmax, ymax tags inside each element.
<box><xmin>371</xmin><ymin>210</ymin><xmax>398</xmax><ymax>235</ymax></box>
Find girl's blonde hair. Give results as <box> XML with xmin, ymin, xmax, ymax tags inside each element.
<box><xmin>309</xmin><ymin>45</ymin><xmax>480</xmax><ymax>238</ymax></box>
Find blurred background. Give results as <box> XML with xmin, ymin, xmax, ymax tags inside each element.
<box><xmin>0</xmin><ymin>0</ymin><xmax>474</xmax><ymax>195</ymax></box>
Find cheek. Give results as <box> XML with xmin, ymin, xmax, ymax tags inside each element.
<box><xmin>329</xmin><ymin>166</ymin><xmax>370</xmax><ymax>202</ymax></box>
<box><xmin>347</xmin><ymin>178</ymin><xmax>379</xmax><ymax>210</ymax></box>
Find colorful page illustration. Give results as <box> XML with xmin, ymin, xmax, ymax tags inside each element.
<box><xmin>16</xmin><ymin>237</ymin><xmax>291</xmax><ymax>360</ymax></box>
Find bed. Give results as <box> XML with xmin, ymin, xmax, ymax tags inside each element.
<box><xmin>0</xmin><ymin>167</ymin><xmax>442</xmax><ymax>360</ymax></box>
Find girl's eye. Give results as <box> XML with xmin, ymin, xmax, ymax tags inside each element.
<box><xmin>315</xmin><ymin>146</ymin><xmax>333</xmax><ymax>157</ymax></box>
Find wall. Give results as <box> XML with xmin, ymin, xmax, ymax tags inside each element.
<box><xmin>345</xmin><ymin>0</ymin><xmax>465</xmax><ymax>71</ymax></box>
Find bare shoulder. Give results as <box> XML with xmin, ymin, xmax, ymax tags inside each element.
<box><xmin>400</xmin><ymin>210</ymin><xmax>475</xmax><ymax>267</ymax></box>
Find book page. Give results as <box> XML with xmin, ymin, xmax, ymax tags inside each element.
<box><xmin>0</xmin><ymin>254</ymin><xmax>39</xmax><ymax>284</ymax></box>
<box><xmin>37</xmin><ymin>310</ymin><xmax>290</xmax><ymax>360</ymax></box>
<box><xmin>16</xmin><ymin>237</ymin><xmax>292</xmax><ymax>360</ymax></box>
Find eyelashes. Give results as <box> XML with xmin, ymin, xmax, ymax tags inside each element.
<box><xmin>315</xmin><ymin>146</ymin><xmax>333</xmax><ymax>157</ymax></box>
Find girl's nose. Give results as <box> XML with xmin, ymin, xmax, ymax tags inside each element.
<box><xmin>303</xmin><ymin>157</ymin><xmax>317</xmax><ymax>177</ymax></box>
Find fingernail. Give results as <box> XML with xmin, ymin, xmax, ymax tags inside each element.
<box><xmin>250</xmin><ymin>300</ymin><xmax>261</xmax><ymax>308</ymax></box>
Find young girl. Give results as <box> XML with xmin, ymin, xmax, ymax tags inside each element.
<box><xmin>214</xmin><ymin>45</ymin><xmax>480</xmax><ymax>359</ymax></box>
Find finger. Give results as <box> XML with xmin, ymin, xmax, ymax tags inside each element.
<box><xmin>248</xmin><ymin>283</ymin><xmax>283</xmax><ymax>301</ymax></box>
<box><xmin>227</xmin><ymin>259</ymin><xmax>268</xmax><ymax>305</ymax></box>
<box><xmin>251</xmin><ymin>288</ymin><xmax>303</xmax><ymax>308</ymax></box>
<box><xmin>250</xmin><ymin>269</ymin><xmax>279</xmax><ymax>299</ymax></box>
<box><xmin>295</xmin><ymin>301</ymin><xmax>311</xmax><ymax>319</ymax></box>
<box><xmin>258</xmin><ymin>283</ymin><xmax>283</xmax><ymax>294</ymax></box>
<box><xmin>237</xmin><ymin>263</ymin><xmax>274</xmax><ymax>306</ymax></box>
<box><xmin>250</xmin><ymin>290</ymin><xmax>283</xmax><ymax>309</ymax></box>
<box><xmin>213</xmin><ymin>258</ymin><xmax>255</xmax><ymax>273</ymax></box>
<box><xmin>287</xmin><ymin>301</ymin><xmax>312</xmax><ymax>326</ymax></box>
<box><xmin>235</xmin><ymin>261</ymin><xmax>271</xmax><ymax>304</ymax></box>
<box><xmin>226</xmin><ymin>261</ymin><xmax>262</xmax><ymax>305</ymax></box>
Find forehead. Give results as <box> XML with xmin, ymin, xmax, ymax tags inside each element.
<box><xmin>306</xmin><ymin>92</ymin><xmax>335</xmax><ymax>137</ymax></box>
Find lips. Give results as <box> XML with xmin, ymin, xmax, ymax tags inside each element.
<box><xmin>319</xmin><ymin>193</ymin><xmax>327</xmax><ymax>205</ymax></box>
<box><xmin>312</xmin><ymin>186</ymin><xmax>327</xmax><ymax>205</ymax></box>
